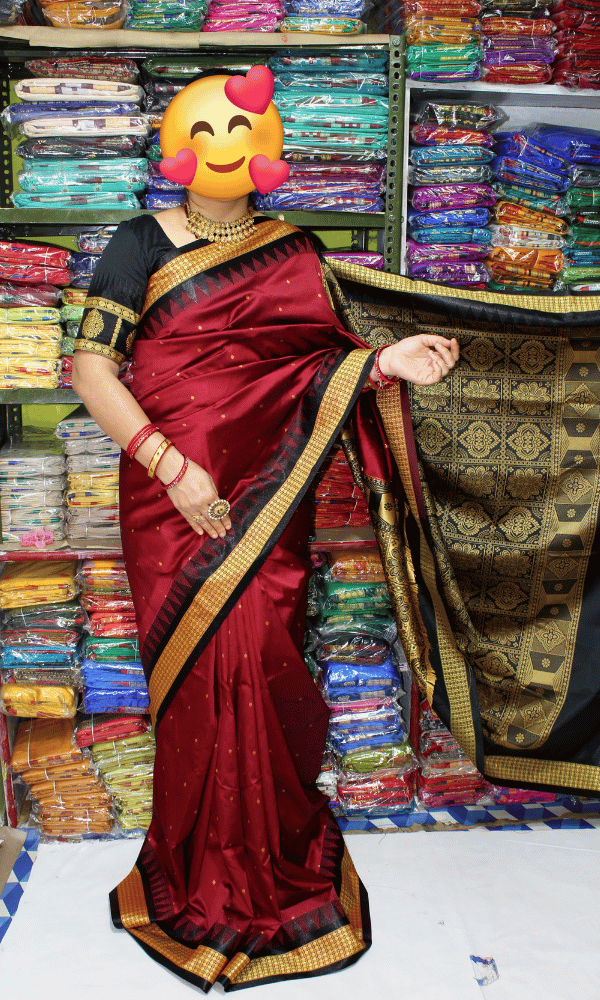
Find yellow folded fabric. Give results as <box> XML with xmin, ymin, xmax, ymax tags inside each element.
<box><xmin>11</xmin><ymin>717</ymin><xmax>81</xmax><ymax>771</ymax></box>
<box><xmin>0</xmin><ymin>683</ymin><xmax>77</xmax><ymax>717</ymax></box>
<box><xmin>0</xmin><ymin>560</ymin><xmax>77</xmax><ymax>609</ymax></box>
<box><xmin>0</xmin><ymin>324</ymin><xmax>62</xmax><ymax>341</ymax></box>
<box><xmin>0</xmin><ymin>340</ymin><xmax>61</xmax><ymax>358</ymax></box>
<box><xmin>0</xmin><ymin>307</ymin><xmax>61</xmax><ymax>325</ymax></box>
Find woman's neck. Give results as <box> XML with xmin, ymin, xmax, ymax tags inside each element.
<box><xmin>185</xmin><ymin>192</ymin><xmax>251</xmax><ymax>223</ymax></box>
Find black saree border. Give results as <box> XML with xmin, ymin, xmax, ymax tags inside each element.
<box><xmin>144</xmin><ymin>347</ymin><xmax>375</xmax><ymax>729</ymax></box>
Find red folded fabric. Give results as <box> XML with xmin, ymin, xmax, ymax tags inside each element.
<box><xmin>75</xmin><ymin>713</ymin><xmax>151</xmax><ymax>747</ymax></box>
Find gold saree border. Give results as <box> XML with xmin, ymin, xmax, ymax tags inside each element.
<box><xmin>148</xmin><ymin>348</ymin><xmax>374</xmax><ymax>726</ymax></box>
<box><xmin>141</xmin><ymin>219</ymin><xmax>299</xmax><ymax>317</ymax></box>
<box><xmin>328</xmin><ymin>260</ymin><xmax>600</xmax><ymax>315</ymax></box>
<box><xmin>115</xmin><ymin>845</ymin><xmax>367</xmax><ymax>990</ymax></box>
<box><xmin>373</xmin><ymin>385</ymin><xmax>478</xmax><ymax>764</ymax></box>
<box><xmin>485</xmin><ymin>756</ymin><xmax>600</xmax><ymax>794</ymax></box>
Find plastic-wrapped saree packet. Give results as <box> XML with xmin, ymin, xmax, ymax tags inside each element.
<box><xmin>410</xmin><ymin>182</ymin><xmax>496</xmax><ymax>210</ymax></box>
<box><xmin>406</xmin><ymin>239</ymin><xmax>490</xmax><ymax>262</ymax></box>
<box><xmin>414</xmin><ymin>101</ymin><xmax>507</xmax><ymax>131</ymax></box>
<box><xmin>127</xmin><ymin>0</ymin><xmax>208</xmax><ymax>29</ymax></box>
<box><xmin>25</xmin><ymin>56</ymin><xmax>139</xmax><ymax>82</ymax></box>
<box><xmin>408</xmin><ymin>163</ymin><xmax>493</xmax><ymax>185</ymax></box>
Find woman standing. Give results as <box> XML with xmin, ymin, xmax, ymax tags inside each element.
<box><xmin>72</xmin><ymin>71</ymin><xmax>458</xmax><ymax>992</ymax></box>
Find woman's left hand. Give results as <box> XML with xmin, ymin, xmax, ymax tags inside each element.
<box><xmin>377</xmin><ymin>335</ymin><xmax>459</xmax><ymax>386</ymax></box>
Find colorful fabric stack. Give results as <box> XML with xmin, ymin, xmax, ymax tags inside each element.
<box><xmin>10</xmin><ymin>717</ymin><xmax>114</xmax><ymax>839</ymax></box>
<box><xmin>0</xmin><ymin>563</ymin><xmax>80</xmax><ymax>719</ymax></box>
<box><xmin>479</xmin><ymin>0</ymin><xmax>555</xmax><ymax>85</ymax></box>
<box><xmin>404</xmin><ymin>0</ymin><xmax>483</xmax><ymax>82</ymax></box>
<box><xmin>280</xmin><ymin>0</ymin><xmax>367</xmax><ymax>35</ymax></box>
<box><xmin>0</xmin><ymin>429</ymin><xmax>67</xmax><ymax>548</ymax></box>
<box><xmin>125</xmin><ymin>0</ymin><xmax>208</xmax><ymax>29</ymax></box>
<box><xmin>406</xmin><ymin>104</ymin><xmax>502</xmax><ymax>286</ymax></box>
<box><xmin>551</xmin><ymin>0</ymin><xmax>600</xmax><ymax>88</ymax></box>
<box><xmin>0</xmin><ymin>242</ymin><xmax>69</xmax><ymax>388</ymax></box>
<box><xmin>418</xmin><ymin>700</ymin><xmax>492</xmax><ymax>807</ymax></box>
<box><xmin>204</xmin><ymin>0</ymin><xmax>284</xmax><ymax>30</ymax></box>
<box><xmin>55</xmin><ymin>406</ymin><xmax>121</xmax><ymax>545</ymax></box>
<box><xmin>491</xmin><ymin>123</ymin><xmax>600</xmax><ymax>292</ymax></box>
<box><xmin>309</xmin><ymin>550</ymin><xmax>416</xmax><ymax>817</ymax></box>
<box><xmin>0</xmin><ymin>595</ymin><xmax>86</xmax><ymax>720</ymax></box>
<box><xmin>76</xmin><ymin>716</ymin><xmax>155</xmax><ymax>831</ymax></box>
<box><xmin>77</xmin><ymin>560</ymin><xmax>145</xmax><ymax>714</ymax></box>
<box><xmin>311</xmin><ymin>443</ymin><xmax>371</xmax><ymax>530</ymax></box>
<box><xmin>4</xmin><ymin>59</ymin><xmax>151</xmax><ymax>211</ymax></box>
<box><xmin>259</xmin><ymin>48</ymin><xmax>388</xmax><ymax>213</ymax></box>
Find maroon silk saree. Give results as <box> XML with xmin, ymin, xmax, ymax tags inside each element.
<box><xmin>76</xmin><ymin>216</ymin><xmax>375</xmax><ymax>991</ymax></box>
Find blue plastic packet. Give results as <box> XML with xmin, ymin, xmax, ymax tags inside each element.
<box><xmin>407</xmin><ymin>206</ymin><xmax>492</xmax><ymax>227</ymax></box>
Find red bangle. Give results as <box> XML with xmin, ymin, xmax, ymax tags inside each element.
<box><xmin>373</xmin><ymin>345</ymin><xmax>400</xmax><ymax>387</ymax></box>
<box><xmin>164</xmin><ymin>455</ymin><xmax>189</xmax><ymax>490</ymax></box>
<box><xmin>126</xmin><ymin>423</ymin><xmax>159</xmax><ymax>459</ymax></box>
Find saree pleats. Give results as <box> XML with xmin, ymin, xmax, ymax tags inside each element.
<box><xmin>326</xmin><ymin>261</ymin><xmax>600</xmax><ymax>795</ymax></box>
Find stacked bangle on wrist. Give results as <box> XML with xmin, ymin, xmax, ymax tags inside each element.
<box><xmin>126</xmin><ymin>423</ymin><xmax>159</xmax><ymax>459</ymax></box>
<box><xmin>164</xmin><ymin>455</ymin><xmax>189</xmax><ymax>490</ymax></box>
<box><xmin>147</xmin><ymin>439</ymin><xmax>172</xmax><ymax>479</ymax></box>
<box><xmin>372</xmin><ymin>345</ymin><xmax>401</xmax><ymax>388</ymax></box>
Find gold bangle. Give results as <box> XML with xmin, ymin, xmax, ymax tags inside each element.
<box><xmin>147</xmin><ymin>439</ymin><xmax>172</xmax><ymax>479</ymax></box>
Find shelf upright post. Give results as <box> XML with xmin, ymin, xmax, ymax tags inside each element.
<box><xmin>383</xmin><ymin>35</ymin><xmax>405</xmax><ymax>274</ymax></box>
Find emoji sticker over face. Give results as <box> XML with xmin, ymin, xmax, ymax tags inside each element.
<box><xmin>159</xmin><ymin>67</ymin><xmax>288</xmax><ymax>200</ymax></box>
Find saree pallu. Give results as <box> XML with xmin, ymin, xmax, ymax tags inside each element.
<box><xmin>325</xmin><ymin>262</ymin><xmax>600</xmax><ymax>798</ymax></box>
<box><xmin>76</xmin><ymin>217</ymin><xmax>374</xmax><ymax>991</ymax></box>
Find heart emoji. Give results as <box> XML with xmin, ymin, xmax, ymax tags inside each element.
<box><xmin>224</xmin><ymin>65</ymin><xmax>275</xmax><ymax>116</ymax></box>
<box><xmin>249</xmin><ymin>155</ymin><xmax>290</xmax><ymax>194</ymax></box>
<box><xmin>159</xmin><ymin>148</ymin><xmax>197</xmax><ymax>186</ymax></box>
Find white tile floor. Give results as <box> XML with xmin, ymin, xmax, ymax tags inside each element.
<box><xmin>1</xmin><ymin>827</ymin><xmax>598</xmax><ymax>1000</ymax></box>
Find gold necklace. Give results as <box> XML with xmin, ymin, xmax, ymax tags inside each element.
<box><xmin>184</xmin><ymin>203</ymin><xmax>255</xmax><ymax>244</ymax></box>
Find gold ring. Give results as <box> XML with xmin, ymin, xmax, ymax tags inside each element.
<box><xmin>192</xmin><ymin>515</ymin><xmax>202</xmax><ymax>523</ymax></box>
<box><xmin>207</xmin><ymin>499</ymin><xmax>231</xmax><ymax>520</ymax></box>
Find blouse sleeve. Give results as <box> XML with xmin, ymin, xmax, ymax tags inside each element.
<box><xmin>73</xmin><ymin>218</ymin><xmax>153</xmax><ymax>365</ymax></box>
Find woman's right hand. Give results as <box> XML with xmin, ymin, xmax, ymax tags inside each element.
<box><xmin>162</xmin><ymin>457</ymin><xmax>232</xmax><ymax>540</ymax></box>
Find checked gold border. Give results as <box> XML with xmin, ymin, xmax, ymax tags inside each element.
<box><xmin>115</xmin><ymin>845</ymin><xmax>366</xmax><ymax>989</ymax></box>
<box><xmin>148</xmin><ymin>348</ymin><xmax>374</xmax><ymax>725</ymax></box>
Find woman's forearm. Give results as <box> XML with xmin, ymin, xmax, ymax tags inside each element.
<box><xmin>71</xmin><ymin>351</ymin><xmax>184</xmax><ymax>484</ymax></box>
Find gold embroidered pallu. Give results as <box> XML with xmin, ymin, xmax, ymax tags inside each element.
<box><xmin>326</xmin><ymin>262</ymin><xmax>600</xmax><ymax>795</ymax></box>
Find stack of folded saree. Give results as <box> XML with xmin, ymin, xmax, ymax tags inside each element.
<box><xmin>0</xmin><ymin>429</ymin><xmax>67</xmax><ymax>547</ymax></box>
<box><xmin>418</xmin><ymin>700</ymin><xmax>493</xmax><ymax>807</ymax></box>
<box><xmin>4</xmin><ymin>66</ymin><xmax>151</xmax><ymax>211</ymax></box>
<box><xmin>0</xmin><ymin>597</ymin><xmax>85</xmax><ymax>719</ymax></box>
<box><xmin>55</xmin><ymin>406</ymin><xmax>122</xmax><ymax>544</ymax></box>
<box><xmin>88</xmin><ymin>726</ymin><xmax>155</xmax><ymax>831</ymax></box>
<box><xmin>126</xmin><ymin>0</ymin><xmax>207</xmax><ymax>30</ymax></box>
<box><xmin>404</xmin><ymin>1</ymin><xmax>483</xmax><ymax>81</ymax></box>
<box><xmin>489</xmin><ymin>128</ymin><xmax>575</xmax><ymax>291</ymax></box>
<box><xmin>310</xmin><ymin>443</ymin><xmax>371</xmax><ymax>528</ymax></box>
<box><xmin>77</xmin><ymin>558</ymin><xmax>137</xmax><ymax>640</ymax></box>
<box><xmin>280</xmin><ymin>0</ymin><xmax>367</xmax><ymax>35</ymax></box>
<box><xmin>78</xmin><ymin>574</ymin><xmax>147</xmax><ymax>711</ymax></box>
<box><xmin>264</xmin><ymin>48</ymin><xmax>388</xmax><ymax>212</ymax></box>
<box><xmin>479</xmin><ymin>0</ymin><xmax>556</xmax><ymax>84</ymax></box>
<box><xmin>0</xmin><ymin>564</ymin><xmax>82</xmax><ymax>721</ymax></box>
<box><xmin>551</xmin><ymin>0</ymin><xmax>600</xmax><ymax>89</ymax></box>
<box><xmin>204</xmin><ymin>0</ymin><xmax>284</xmax><ymax>30</ymax></box>
<box><xmin>10</xmin><ymin>717</ymin><xmax>114</xmax><ymax>839</ymax></box>
<box><xmin>0</xmin><ymin>243</ymin><xmax>69</xmax><ymax>388</ymax></box>
<box><xmin>308</xmin><ymin>553</ymin><xmax>417</xmax><ymax>816</ymax></box>
<box><xmin>406</xmin><ymin>106</ymin><xmax>504</xmax><ymax>285</ymax></box>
